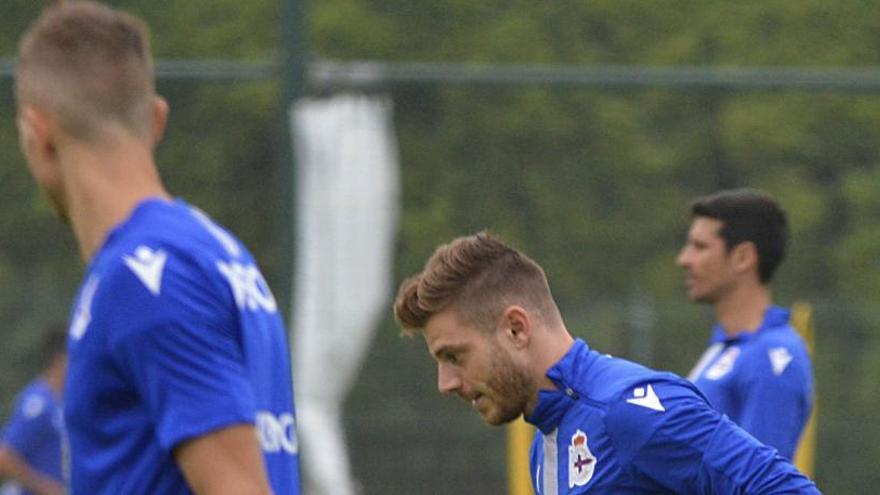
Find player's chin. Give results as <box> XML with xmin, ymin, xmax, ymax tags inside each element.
<box><xmin>480</xmin><ymin>406</ymin><xmax>521</xmax><ymax>426</ymax></box>
<box><xmin>686</xmin><ymin>286</ymin><xmax>708</xmax><ymax>302</ymax></box>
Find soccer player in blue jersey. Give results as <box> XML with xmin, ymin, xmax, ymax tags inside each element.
<box><xmin>0</xmin><ymin>325</ymin><xmax>66</xmax><ymax>495</ymax></box>
<box><xmin>394</xmin><ymin>232</ymin><xmax>820</xmax><ymax>494</ymax></box>
<box><xmin>677</xmin><ymin>189</ymin><xmax>813</xmax><ymax>460</ymax></box>
<box><xmin>15</xmin><ymin>2</ymin><xmax>300</xmax><ymax>494</ymax></box>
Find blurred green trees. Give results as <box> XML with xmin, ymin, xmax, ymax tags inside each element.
<box><xmin>3</xmin><ymin>0</ymin><xmax>880</xmax><ymax>492</ymax></box>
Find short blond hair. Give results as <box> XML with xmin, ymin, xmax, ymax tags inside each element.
<box><xmin>16</xmin><ymin>1</ymin><xmax>156</xmax><ymax>141</ymax></box>
<box><xmin>393</xmin><ymin>232</ymin><xmax>562</xmax><ymax>335</ymax></box>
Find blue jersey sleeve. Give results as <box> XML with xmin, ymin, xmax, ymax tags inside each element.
<box><xmin>100</xmin><ymin>251</ymin><xmax>257</xmax><ymax>452</ymax></box>
<box><xmin>607</xmin><ymin>381</ymin><xmax>821</xmax><ymax>494</ymax></box>
<box><xmin>1</xmin><ymin>387</ymin><xmax>53</xmax><ymax>457</ymax></box>
<box><xmin>736</xmin><ymin>343</ymin><xmax>812</xmax><ymax>459</ymax></box>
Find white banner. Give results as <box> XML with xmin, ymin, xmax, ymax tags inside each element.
<box><xmin>289</xmin><ymin>94</ymin><xmax>400</xmax><ymax>495</ymax></box>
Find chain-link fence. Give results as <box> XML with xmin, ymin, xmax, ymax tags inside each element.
<box><xmin>4</xmin><ymin>2</ymin><xmax>880</xmax><ymax>493</ymax></box>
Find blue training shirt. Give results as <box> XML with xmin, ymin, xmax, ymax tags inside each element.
<box><xmin>0</xmin><ymin>379</ymin><xmax>63</xmax><ymax>494</ymax></box>
<box><xmin>688</xmin><ymin>305</ymin><xmax>813</xmax><ymax>459</ymax></box>
<box><xmin>64</xmin><ymin>198</ymin><xmax>299</xmax><ymax>494</ymax></box>
<box><xmin>527</xmin><ymin>339</ymin><xmax>820</xmax><ymax>494</ymax></box>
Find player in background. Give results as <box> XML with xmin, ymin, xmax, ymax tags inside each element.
<box><xmin>15</xmin><ymin>2</ymin><xmax>299</xmax><ymax>493</ymax></box>
<box><xmin>0</xmin><ymin>324</ymin><xmax>67</xmax><ymax>495</ymax></box>
<box><xmin>677</xmin><ymin>189</ymin><xmax>813</xmax><ymax>460</ymax></box>
<box><xmin>394</xmin><ymin>231</ymin><xmax>820</xmax><ymax>494</ymax></box>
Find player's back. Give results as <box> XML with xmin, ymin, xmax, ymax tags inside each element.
<box><xmin>64</xmin><ymin>198</ymin><xmax>299</xmax><ymax>494</ymax></box>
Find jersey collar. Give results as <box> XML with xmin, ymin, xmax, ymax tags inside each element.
<box><xmin>710</xmin><ymin>305</ymin><xmax>791</xmax><ymax>343</ymax></box>
<box><xmin>526</xmin><ymin>339</ymin><xmax>594</xmax><ymax>434</ymax></box>
<box><xmin>89</xmin><ymin>196</ymin><xmax>178</xmax><ymax>269</ymax></box>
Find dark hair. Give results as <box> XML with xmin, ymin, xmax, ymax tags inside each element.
<box><xmin>40</xmin><ymin>322</ymin><xmax>68</xmax><ymax>363</ymax></box>
<box><xmin>394</xmin><ymin>231</ymin><xmax>561</xmax><ymax>335</ymax></box>
<box><xmin>690</xmin><ymin>188</ymin><xmax>788</xmax><ymax>283</ymax></box>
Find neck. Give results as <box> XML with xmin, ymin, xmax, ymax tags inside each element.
<box><xmin>43</xmin><ymin>363</ymin><xmax>65</xmax><ymax>398</ymax></box>
<box><xmin>60</xmin><ymin>135</ymin><xmax>170</xmax><ymax>262</ymax></box>
<box><xmin>713</xmin><ymin>280</ymin><xmax>772</xmax><ymax>336</ymax></box>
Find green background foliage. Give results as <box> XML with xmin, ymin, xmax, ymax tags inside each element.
<box><xmin>3</xmin><ymin>1</ymin><xmax>879</xmax><ymax>492</ymax></box>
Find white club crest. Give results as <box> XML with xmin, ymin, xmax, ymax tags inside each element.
<box><xmin>704</xmin><ymin>346</ymin><xmax>741</xmax><ymax>380</ymax></box>
<box><xmin>22</xmin><ymin>394</ymin><xmax>46</xmax><ymax>419</ymax></box>
<box><xmin>568</xmin><ymin>430</ymin><xmax>596</xmax><ymax>488</ymax></box>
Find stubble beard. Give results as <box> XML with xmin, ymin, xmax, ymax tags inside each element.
<box><xmin>482</xmin><ymin>344</ymin><xmax>535</xmax><ymax>426</ymax></box>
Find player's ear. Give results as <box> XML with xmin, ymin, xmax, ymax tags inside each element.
<box><xmin>499</xmin><ymin>305</ymin><xmax>531</xmax><ymax>349</ymax></box>
<box><xmin>150</xmin><ymin>95</ymin><xmax>169</xmax><ymax>147</ymax></box>
<box><xmin>18</xmin><ymin>105</ymin><xmax>60</xmax><ymax>180</ymax></box>
<box><xmin>731</xmin><ymin>241</ymin><xmax>758</xmax><ymax>275</ymax></box>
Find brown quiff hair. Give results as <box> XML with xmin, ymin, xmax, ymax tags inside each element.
<box><xmin>16</xmin><ymin>1</ymin><xmax>156</xmax><ymax>141</ymax></box>
<box><xmin>394</xmin><ymin>231</ymin><xmax>562</xmax><ymax>335</ymax></box>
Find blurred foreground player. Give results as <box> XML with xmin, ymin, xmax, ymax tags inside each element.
<box><xmin>0</xmin><ymin>325</ymin><xmax>67</xmax><ymax>495</ymax></box>
<box><xmin>15</xmin><ymin>2</ymin><xmax>299</xmax><ymax>493</ymax></box>
<box><xmin>394</xmin><ymin>232</ymin><xmax>820</xmax><ymax>494</ymax></box>
<box><xmin>677</xmin><ymin>189</ymin><xmax>813</xmax><ymax>459</ymax></box>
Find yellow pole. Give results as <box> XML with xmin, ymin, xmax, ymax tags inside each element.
<box><xmin>508</xmin><ymin>417</ymin><xmax>534</xmax><ymax>495</ymax></box>
<box><xmin>790</xmin><ymin>301</ymin><xmax>817</xmax><ymax>478</ymax></box>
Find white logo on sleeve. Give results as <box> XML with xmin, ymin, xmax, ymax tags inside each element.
<box><xmin>626</xmin><ymin>384</ymin><xmax>665</xmax><ymax>412</ymax></box>
<box><xmin>70</xmin><ymin>275</ymin><xmax>99</xmax><ymax>340</ymax></box>
<box><xmin>768</xmin><ymin>347</ymin><xmax>793</xmax><ymax>376</ymax></box>
<box><xmin>568</xmin><ymin>430</ymin><xmax>596</xmax><ymax>488</ymax></box>
<box><xmin>123</xmin><ymin>246</ymin><xmax>168</xmax><ymax>296</ymax></box>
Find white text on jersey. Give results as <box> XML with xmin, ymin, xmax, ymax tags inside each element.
<box><xmin>256</xmin><ymin>411</ymin><xmax>298</xmax><ymax>455</ymax></box>
<box><xmin>217</xmin><ymin>261</ymin><xmax>278</xmax><ymax>313</ymax></box>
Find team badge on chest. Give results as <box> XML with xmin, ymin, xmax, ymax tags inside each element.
<box><xmin>568</xmin><ymin>429</ymin><xmax>596</xmax><ymax>488</ymax></box>
<box><xmin>705</xmin><ymin>346</ymin><xmax>741</xmax><ymax>380</ymax></box>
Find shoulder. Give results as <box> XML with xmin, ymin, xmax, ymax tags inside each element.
<box><xmin>93</xmin><ymin>240</ymin><xmax>216</xmax><ymax>314</ymax></box>
<box><xmin>579</xmin><ymin>354</ymin><xmax>707</xmax><ymax>423</ymax></box>
<box><xmin>574</xmin><ymin>354</ymin><xmax>704</xmax><ymax>435</ymax></box>
<box><xmin>603</xmin><ymin>378</ymin><xmax>718</xmax><ymax>458</ymax></box>
<box><xmin>579</xmin><ymin>353</ymin><xmax>672</xmax><ymax>402</ymax></box>
<box><xmin>606</xmin><ymin>378</ymin><xmax>709</xmax><ymax>429</ymax></box>
<box><xmin>752</xmin><ymin>323</ymin><xmax>809</xmax><ymax>352</ymax></box>
<box><xmin>10</xmin><ymin>381</ymin><xmax>54</xmax><ymax>421</ymax></box>
<box><xmin>740</xmin><ymin>325</ymin><xmax>813</xmax><ymax>381</ymax></box>
<box><xmin>95</xmin><ymin>202</ymin><xmax>252</xmax><ymax>297</ymax></box>
<box><xmin>87</xmin><ymin>228</ymin><xmax>244</xmax><ymax>344</ymax></box>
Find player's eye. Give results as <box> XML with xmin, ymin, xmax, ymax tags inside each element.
<box><xmin>440</xmin><ymin>350</ymin><xmax>463</xmax><ymax>365</ymax></box>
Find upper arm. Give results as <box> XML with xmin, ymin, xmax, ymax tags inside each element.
<box><xmin>0</xmin><ymin>444</ymin><xmax>65</xmax><ymax>495</ymax></box>
<box><xmin>175</xmin><ymin>424</ymin><xmax>272</xmax><ymax>495</ymax></box>
<box><xmin>0</xmin><ymin>444</ymin><xmax>20</xmax><ymax>473</ymax></box>
<box><xmin>608</xmin><ymin>381</ymin><xmax>819</xmax><ymax>494</ymax></box>
<box><xmin>1</xmin><ymin>391</ymin><xmax>51</xmax><ymax>453</ymax></box>
<box><xmin>101</xmin><ymin>253</ymin><xmax>257</xmax><ymax>451</ymax></box>
<box><xmin>735</xmin><ymin>345</ymin><xmax>813</xmax><ymax>458</ymax></box>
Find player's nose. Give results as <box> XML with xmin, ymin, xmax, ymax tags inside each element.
<box><xmin>675</xmin><ymin>247</ymin><xmax>690</xmax><ymax>268</ymax></box>
<box><xmin>437</xmin><ymin>364</ymin><xmax>462</xmax><ymax>395</ymax></box>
